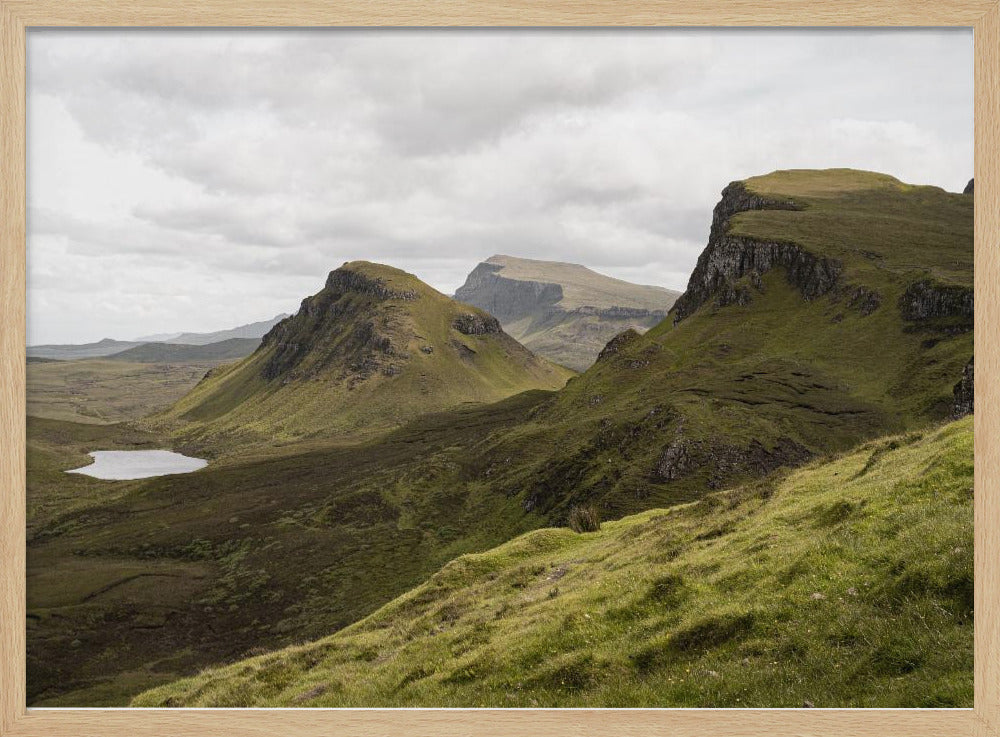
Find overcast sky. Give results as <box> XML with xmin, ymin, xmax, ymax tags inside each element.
<box><xmin>27</xmin><ymin>29</ymin><xmax>972</xmax><ymax>345</ymax></box>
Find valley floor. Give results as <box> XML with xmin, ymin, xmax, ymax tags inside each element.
<box><xmin>27</xmin><ymin>358</ymin><xmax>225</xmax><ymax>425</ymax></box>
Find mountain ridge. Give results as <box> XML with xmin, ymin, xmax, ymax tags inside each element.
<box><xmin>161</xmin><ymin>313</ymin><xmax>290</xmax><ymax>346</ymax></box>
<box><xmin>108</xmin><ymin>338</ymin><xmax>260</xmax><ymax>363</ymax></box>
<box><xmin>29</xmin><ymin>314</ymin><xmax>291</xmax><ymax>361</ymax></box>
<box><xmin>455</xmin><ymin>254</ymin><xmax>680</xmax><ymax>371</ymax></box>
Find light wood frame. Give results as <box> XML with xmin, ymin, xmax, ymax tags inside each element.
<box><xmin>1</xmin><ymin>2</ymin><xmax>996</xmax><ymax>735</ymax></box>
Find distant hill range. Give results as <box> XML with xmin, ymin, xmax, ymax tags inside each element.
<box><xmin>108</xmin><ymin>338</ymin><xmax>261</xmax><ymax>363</ymax></box>
<box><xmin>160</xmin><ymin>261</ymin><xmax>573</xmax><ymax>446</ymax></box>
<box><xmin>27</xmin><ymin>314</ymin><xmax>288</xmax><ymax>361</ymax></box>
<box><xmin>136</xmin><ymin>314</ymin><xmax>290</xmax><ymax>346</ymax></box>
<box><xmin>455</xmin><ymin>255</ymin><xmax>680</xmax><ymax>371</ymax></box>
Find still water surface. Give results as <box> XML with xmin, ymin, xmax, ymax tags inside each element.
<box><xmin>67</xmin><ymin>450</ymin><xmax>207</xmax><ymax>480</ymax></box>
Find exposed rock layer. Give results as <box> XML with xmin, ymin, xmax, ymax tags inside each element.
<box><xmin>671</xmin><ymin>183</ymin><xmax>843</xmax><ymax>323</ymax></box>
<box><xmin>655</xmin><ymin>434</ymin><xmax>812</xmax><ymax>489</ymax></box>
<box><xmin>259</xmin><ymin>270</ymin><xmax>413</xmax><ymax>381</ymax></box>
<box><xmin>898</xmin><ymin>279</ymin><xmax>974</xmax><ymax>323</ymax></box>
<box><xmin>456</xmin><ymin>263</ymin><xmax>563</xmax><ymax>323</ymax></box>
<box><xmin>455</xmin><ymin>256</ymin><xmax>678</xmax><ymax>371</ymax></box>
<box><xmin>596</xmin><ymin>329</ymin><xmax>641</xmax><ymax>362</ymax></box>
<box><xmin>453</xmin><ymin>313</ymin><xmax>502</xmax><ymax>335</ymax></box>
<box><xmin>953</xmin><ymin>357</ymin><xmax>974</xmax><ymax>418</ymax></box>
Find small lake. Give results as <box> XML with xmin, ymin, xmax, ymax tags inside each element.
<box><xmin>66</xmin><ymin>450</ymin><xmax>207</xmax><ymax>480</ymax></box>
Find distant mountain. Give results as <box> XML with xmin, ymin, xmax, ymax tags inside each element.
<box><xmin>455</xmin><ymin>255</ymin><xmax>680</xmax><ymax>371</ymax></box>
<box><xmin>161</xmin><ymin>314</ymin><xmax>290</xmax><ymax>345</ymax></box>
<box><xmin>162</xmin><ymin>262</ymin><xmax>573</xmax><ymax>445</ymax></box>
<box><xmin>26</xmin><ymin>338</ymin><xmax>142</xmax><ymax>361</ymax></box>
<box><xmin>29</xmin><ymin>315</ymin><xmax>291</xmax><ymax>362</ymax></box>
<box><xmin>108</xmin><ymin>338</ymin><xmax>260</xmax><ymax>363</ymax></box>
<box><xmin>134</xmin><ymin>331</ymin><xmax>183</xmax><ymax>342</ymax></box>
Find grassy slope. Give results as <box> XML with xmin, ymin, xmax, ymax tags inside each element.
<box><xmin>134</xmin><ymin>417</ymin><xmax>973</xmax><ymax>708</ymax></box>
<box><xmin>157</xmin><ymin>262</ymin><xmax>572</xmax><ymax>450</ymax></box>
<box><xmin>736</xmin><ymin>169</ymin><xmax>972</xmax><ymax>288</ymax></box>
<box><xmin>27</xmin><ymin>358</ymin><xmax>225</xmax><ymax>425</ymax></box>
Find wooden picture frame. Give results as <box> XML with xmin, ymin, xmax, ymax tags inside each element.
<box><xmin>1</xmin><ymin>1</ymin><xmax>996</xmax><ymax>735</ymax></box>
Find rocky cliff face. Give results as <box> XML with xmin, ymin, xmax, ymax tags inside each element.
<box><xmin>455</xmin><ymin>263</ymin><xmax>563</xmax><ymax>322</ymax></box>
<box><xmin>953</xmin><ymin>357</ymin><xmax>974</xmax><ymax>418</ymax></box>
<box><xmin>536</xmin><ymin>169</ymin><xmax>972</xmax><ymax>517</ymax></box>
<box><xmin>964</xmin><ymin>179</ymin><xmax>974</xmax><ymax>195</ymax></box>
<box><xmin>596</xmin><ymin>328</ymin><xmax>641</xmax><ymax>362</ymax></box>
<box><xmin>454</xmin><ymin>256</ymin><xmax>678</xmax><ymax>371</ymax></box>
<box><xmin>654</xmin><ymin>432</ymin><xmax>812</xmax><ymax>489</ymax></box>
<box><xmin>898</xmin><ymin>279</ymin><xmax>973</xmax><ymax>324</ymax></box>
<box><xmin>671</xmin><ymin>182</ymin><xmax>844</xmax><ymax>323</ymax></box>
<box><xmin>260</xmin><ymin>269</ymin><xmax>413</xmax><ymax>382</ymax></box>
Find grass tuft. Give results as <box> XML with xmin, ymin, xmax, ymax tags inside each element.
<box><xmin>568</xmin><ymin>505</ymin><xmax>602</xmax><ymax>533</ymax></box>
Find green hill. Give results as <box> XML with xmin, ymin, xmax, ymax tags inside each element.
<box><xmin>464</xmin><ymin>169</ymin><xmax>973</xmax><ymax>523</ymax></box>
<box><xmin>159</xmin><ymin>261</ymin><xmax>573</xmax><ymax>447</ymax></box>
<box><xmin>108</xmin><ymin>338</ymin><xmax>260</xmax><ymax>363</ymax></box>
<box><xmin>133</xmin><ymin>416</ymin><xmax>973</xmax><ymax>708</ymax></box>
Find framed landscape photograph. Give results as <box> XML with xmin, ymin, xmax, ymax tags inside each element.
<box><xmin>1</xmin><ymin>2</ymin><xmax>998</xmax><ymax>736</ymax></box>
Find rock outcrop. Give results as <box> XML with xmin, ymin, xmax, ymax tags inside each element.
<box><xmin>654</xmin><ymin>431</ymin><xmax>811</xmax><ymax>489</ymax></box>
<box><xmin>898</xmin><ymin>279</ymin><xmax>973</xmax><ymax>323</ymax></box>
<box><xmin>321</xmin><ymin>268</ymin><xmax>418</xmax><ymax>303</ymax></box>
<box><xmin>455</xmin><ymin>262</ymin><xmax>563</xmax><ymax>323</ymax></box>
<box><xmin>259</xmin><ymin>269</ymin><xmax>414</xmax><ymax>382</ymax></box>
<box><xmin>964</xmin><ymin>179</ymin><xmax>974</xmax><ymax>195</ymax></box>
<box><xmin>671</xmin><ymin>182</ymin><xmax>842</xmax><ymax>324</ymax></box>
<box><xmin>596</xmin><ymin>329</ymin><xmax>641</xmax><ymax>362</ymax></box>
<box><xmin>953</xmin><ymin>357</ymin><xmax>974</xmax><ymax>418</ymax></box>
<box><xmin>841</xmin><ymin>285</ymin><xmax>882</xmax><ymax>317</ymax></box>
<box><xmin>453</xmin><ymin>313</ymin><xmax>502</xmax><ymax>335</ymax></box>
